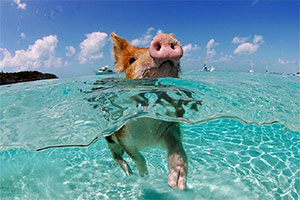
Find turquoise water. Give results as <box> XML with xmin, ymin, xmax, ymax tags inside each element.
<box><xmin>0</xmin><ymin>72</ymin><xmax>299</xmax><ymax>199</ymax></box>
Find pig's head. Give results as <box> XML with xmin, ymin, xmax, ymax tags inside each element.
<box><xmin>111</xmin><ymin>32</ymin><xmax>183</xmax><ymax>79</ymax></box>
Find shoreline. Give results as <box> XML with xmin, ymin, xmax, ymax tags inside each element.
<box><xmin>0</xmin><ymin>71</ymin><xmax>58</xmax><ymax>85</ymax></box>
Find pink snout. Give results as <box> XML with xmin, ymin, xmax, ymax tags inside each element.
<box><xmin>149</xmin><ymin>34</ymin><xmax>183</xmax><ymax>64</ymax></box>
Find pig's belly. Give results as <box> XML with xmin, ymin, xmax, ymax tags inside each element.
<box><xmin>119</xmin><ymin>117</ymin><xmax>173</xmax><ymax>150</ymax></box>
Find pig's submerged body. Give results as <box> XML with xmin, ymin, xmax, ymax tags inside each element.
<box><xmin>112</xmin><ymin>118</ymin><xmax>175</xmax><ymax>149</ymax></box>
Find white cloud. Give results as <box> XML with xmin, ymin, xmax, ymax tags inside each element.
<box><xmin>14</xmin><ymin>0</ymin><xmax>26</xmax><ymax>10</ymax></box>
<box><xmin>0</xmin><ymin>35</ymin><xmax>62</xmax><ymax>71</ymax></box>
<box><xmin>183</xmin><ymin>43</ymin><xmax>200</xmax><ymax>53</ymax></box>
<box><xmin>78</xmin><ymin>31</ymin><xmax>108</xmax><ymax>64</ymax></box>
<box><xmin>0</xmin><ymin>48</ymin><xmax>12</xmax><ymax>64</ymax></box>
<box><xmin>131</xmin><ymin>27</ymin><xmax>155</xmax><ymax>46</ymax></box>
<box><xmin>206</xmin><ymin>39</ymin><xmax>215</xmax><ymax>49</ymax></box>
<box><xmin>156</xmin><ymin>29</ymin><xmax>163</xmax><ymax>34</ymax></box>
<box><xmin>234</xmin><ymin>43</ymin><xmax>259</xmax><ymax>55</ymax></box>
<box><xmin>20</xmin><ymin>32</ymin><xmax>26</xmax><ymax>39</ymax></box>
<box><xmin>232</xmin><ymin>36</ymin><xmax>249</xmax><ymax>44</ymax></box>
<box><xmin>207</xmin><ymin>49</ymin><xmax>216</xmax><ymax>58</ymax></box>
<box><xmin>182</xmin><ymin>43</ymin><xmax>201</xmax><ymax>63</ymax></box>
<box><xmin>66</xmin><ymin>46</ymin><xmax>75</xmax><ymax>57</ymax></box>
<box><xmin>253</xmin><ymin>35</ymin><xmax>264</xmax><ymax>44</ymax></box>
<box><xmin>277</xmin><ymin>58</ymin><xmax>296</xmax><ymax>65</ymax></box>
<box><xmin>206</xmin><ymin>39</ymin><xmax>218</xmax><ymax>59</ymax></box>
<box><xmin>233</xmin><ymin>35</ymin><xmax>264</xmax><ymax>55</ymax></box>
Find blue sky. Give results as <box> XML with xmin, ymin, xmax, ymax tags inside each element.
<box><xmin>1</xmin><ymin>0</ymin><xmax>299</xmax><ymax>77</ymax></box>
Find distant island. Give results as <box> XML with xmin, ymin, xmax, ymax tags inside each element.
<box><xmin>0</xmin><ymin>71</ymin><xmax>58</xmax><ymax>85</ymax></box>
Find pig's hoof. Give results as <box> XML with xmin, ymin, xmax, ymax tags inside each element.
<box><xmin>168</xmin><ymin>166</ymin><xmax>187</xmax><ymax>190</ymax></box>
<box><xmin>124</xmin><ymin>167</ymin><xmax>133</xmax><ymax>176</ymax></box>
<box><xmin>137</xmin><ymin>164</ymin><xmax>148</xmax><ymax>177</ymax></box>
<box><xmin>139</xmin><ymin>170</ymin><xmax>148</xmax><ymax>177</ymax></box>
<box><xmin>119</xmin><ymin>160</ymin><xmax>133</xmax><ymax>176</ymax></box>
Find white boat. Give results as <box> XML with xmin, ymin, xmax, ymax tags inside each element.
<box><xmin>294</xmin><ymin>72</ymin><xmax>300</xmax><ymax>77</ymax></box>
<box><xmin>200</xmin><ymin>64</ymin><xmax>209</xmax><ymax>72</ymax></box>
<box><xmin>95</xmin><ymin>65</ymin><xmax>115</xmax><ymax>75</ymax></box>
<box><xmin>201</xmin><ymin>64</ymin><xmax>215</xmax><ymax>72</ymax></box>
<box><xmin>248</xmin><ymin>69</ymin><xmax>255</xmax><ymax>73</ymax></box>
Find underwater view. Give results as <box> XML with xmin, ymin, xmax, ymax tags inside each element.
<box><xmin>1</xmin><ymin>72</ymin><xmax>299</xmax><ymax>199</ymax></box>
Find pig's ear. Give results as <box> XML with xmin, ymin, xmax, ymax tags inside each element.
<box><xmin>111</xmin><ymin>32</ymin><xmax>129</xmax><ymax>50</ymax></box>
<box><xmin>110</xmin><ymin>32</ymin><xmax>130</xmax><ymax>73</ymax></box>
<box><xmin>169</xmin><ymin>33</ymin><xmax>175</xmax><ymax>38</ymax></box>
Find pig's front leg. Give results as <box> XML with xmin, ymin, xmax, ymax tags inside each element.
<box><xmin>160</xmin><ymin>123</ymin><xmax>188</xmax><ymax>190</ymax></box>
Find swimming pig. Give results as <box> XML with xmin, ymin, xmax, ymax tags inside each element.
<box><xmin>106</xmin><ymin>32</ymin><xmax>187</xmax><ymax>190</ymax></box>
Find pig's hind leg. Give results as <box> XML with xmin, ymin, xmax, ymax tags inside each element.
<box><xmin>160</xmin><ymin>123</ymin><xmax>188</xmax><ymax>190</ymax></box>
<box><xmin>127</xmin><ymin>150</ymin><xmax>148</xmax><ymax>177</ymax></box>
<box><xmin>105</xmin><ymin>136</ymin><xmax>132</xmax><ymax>176</ymax></box>
<box><xmin>116</xmin><ymin>140</ymin><xmax>148</xmax><ymax>177</ymax></box>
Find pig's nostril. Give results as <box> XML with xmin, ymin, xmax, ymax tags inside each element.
<box><xmin>156</xmin><ymin>44</ymin><xmax>161</xmax><ymax>51</ymax></box>
<box><xmin>170</xmin><ymin>43</ymin><xmax>175</xmax><ymax>50</ymax></box>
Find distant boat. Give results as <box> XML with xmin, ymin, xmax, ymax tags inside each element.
<box><xmin>95</xmin><ymin>65</ymin><xmax>115</xmax><ymax>75</ymax></box>
<box><xmin>200</xmin><ymin>64</ymin><xmax>209</xmax><ymax>72</ymax></box>
<box><xmin>209</xmin><ymin>66</ymin><xmax>215</xmax><ymax>72</ymax></box>
<box><xmin>248</xmin><ymin>69</ymin><xmax>255</xmax><ymax>73</ymax></box>
<box><xmin>269</xmin><ymin>71</ymin><xmax>299</xmax><ymax>76</ymax></box>
<box><xmin>200</xmin><ymin>64</ymin><xmax>215</xmax><ymax>72</ymax></box>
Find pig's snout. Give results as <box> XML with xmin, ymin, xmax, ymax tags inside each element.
<box><xmin>149</xmin><ymin>34</ymin><xmax>183</xmax><ymax>64</ymax></box>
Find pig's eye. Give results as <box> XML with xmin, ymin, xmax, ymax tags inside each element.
<box><xmin>129</xmin><ymin>57</ymin><xmax>136</xmax><ymax>65</ymax></box>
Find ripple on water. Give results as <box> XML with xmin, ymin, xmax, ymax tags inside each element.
<box><xmin>1</xmin><ymin>73</ymin><xmax>299</xmax><ymax>151</ymax></box>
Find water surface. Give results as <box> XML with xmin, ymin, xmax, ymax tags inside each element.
<box><xmin>0</xmin><ymin>72</ymin><xmax>299</xmax><ymax>199</ymax></box>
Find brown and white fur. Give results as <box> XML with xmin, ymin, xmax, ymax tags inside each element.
<box><xmin>105</xmin><ymin>32</ymin><xmax>187</xmax><ymax>190</ymax></box>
